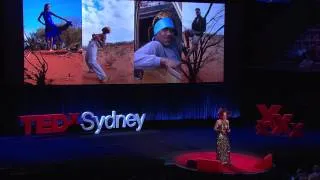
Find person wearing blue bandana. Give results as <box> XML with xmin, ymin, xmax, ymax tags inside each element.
<box><xmin>134</xmin><ymin>16</ymin><xmax>182</xmax><ymax>75</ymax></box>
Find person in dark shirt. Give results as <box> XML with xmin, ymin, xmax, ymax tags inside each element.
<box><xmin>192</xmin><ymin>8</ymin><xmax>206</xmax><ymax>36</ymax></box>
<box><xmin>187</xmin><ymin>8</ymin><xmax>206</xmax><ymax>57</ymax></box>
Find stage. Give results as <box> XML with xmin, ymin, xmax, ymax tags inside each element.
<box><xmin>0</xmin><ymin>127</ymin><xmax>319</xmax><ymax>179</ymax></box>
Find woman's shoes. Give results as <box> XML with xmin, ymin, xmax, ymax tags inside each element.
<box><xmin>221</xmin><ymin>161</ymin><xmax>231</xmax><ymax>166</ymax></box>
<box><xmin>99</xmin><ymin>75</ymin><xmax>110</xmax><ymax>83</ymax></box>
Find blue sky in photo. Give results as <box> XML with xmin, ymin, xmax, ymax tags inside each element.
<box><xmin>23</xmin><ymin>0</ymin><xmax>82</xmax><ymax>36</ymax></box>
<box><xmin>182</xmin><ymin>2</ymin><xmax>225</xmax><ymax>35</ymax></box>
<box><xmin>82</xmin><ymin>0</ymin><xmax>134</xmax><ymax>46</ymax></box>
<box><xmin>24</xmin><ymin>1</ymin><xmax>225</xmax><ymax>44</ymax></box>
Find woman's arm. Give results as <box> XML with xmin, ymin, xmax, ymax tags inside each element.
<box><xmin>214</xmin><ymin>120</ymin><xmax>220</xmax><ymax>132</ymax></box>
<box><xmin>134</xmin><ymin>41</ymin><xmax>181</xmax><ymax>70</ymax></box>
<box><xmin>227</xmin><ymin>120</ymin><xmax>231</xmax><ymax>133</ymax></box>
<box><xmin>51</xmin><ymin>12</ymin><xmax>69</xmax><ymax>22</ymax></box>
<box><xmin>99</xmin><ymin>35</ymin><xmax>107</xmax><ymax>48</ymax></box>
<box><xmin>134</xmin><ymin>41</ymin><xmax>162</xmax><ymax>69</ymax></box>
<box><xmin>38</xmin><ymin>12</ymin><xmax>45</xmax><ymax>25</ymax></box>
<box><xmin>92</xmin><ymin>34</ymin><xmax>105</xmax><ymax>48</ymax></box>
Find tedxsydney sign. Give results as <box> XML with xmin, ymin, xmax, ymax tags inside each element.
<box><xmin>19</xmin><ymin>111</ymin><xmax>146</xmax><ymax>135</ymax></box>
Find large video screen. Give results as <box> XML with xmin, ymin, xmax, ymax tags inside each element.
<box><xmin>23</xmin><ymin>0</ymin><xmax>224</xmax><ymax>85</ymax></box>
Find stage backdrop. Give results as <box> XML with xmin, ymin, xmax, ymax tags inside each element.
<box><xmin>2</xmin><ymin>0</ymin><xmax>245</xmax><ymax>135</ymax></box>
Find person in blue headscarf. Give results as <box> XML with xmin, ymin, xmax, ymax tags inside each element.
<box><xmin>134</xmin><ymin>14</ymin><xmax>182</xmax><ymax>73</ymax></box>
<box><xmin>38</xmin><ymin>3</ymin><xmax>71</xmax><ymax>51</ymax></box>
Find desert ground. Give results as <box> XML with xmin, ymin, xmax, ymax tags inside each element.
<box><xmin>82</xmin><ymin>42</ymin><xmax>135</xmax><ymax>84</ymax></box>
<box><xmin>24</xmin><ymin>38</ymin><xmax>223</xmax><ymax>85</ymax></box>
<box><xmin>196</xmin><ymin>38</ymin><xmax>224</xmax><ymax>83</ymax></box>
<box><xmin>24</xmin><ymin>42</ymin><xmax>135</xmax><ymax>85</ymax></box>
<box><xmin>24</xmin><ymin>50</ymin><xmax>84</xmax><ymax>85</ymax></box>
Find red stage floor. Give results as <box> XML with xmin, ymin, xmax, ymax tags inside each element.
<box><xmin>174</xmin><ymin>151</ymin><xmax>272</xmax><ymax>174</ymax></box>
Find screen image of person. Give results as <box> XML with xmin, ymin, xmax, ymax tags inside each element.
<box><xmin>181</xmin><ymin>3</ymin><xmax>224</xmax><ymax>83</ymax></box>
<box><xmin>37</xmin><ymin>3</ymin><xmax>72</xmax><ymax>52</ymax></box>
<box><xmin>82</xmin><ymin>0</ymin><xmax>135</xmax><ymax>85</ymax></box>
<box><xmin>23</xmin><ymin>0</ymin><xmax>224</xmax><ymax>85</ymax></box>
<box><xmin>134</xmin><ymin>11</ymin><xmax>183</xmax><ymax>83</ymax></box>
<box><xmin>185</xmin><ymin>7</ymin><xmax>206</xmax><ymax>57</ymax></box>
<box><xmin>84</xmin><ymin>27</ymin><xmax>111</xmax><ymax>83</ymax></box>
<box><xmin>23</xmin><ymin>0</ymin><xmax>82</xmax><ymax>86</ymax></box>
<box><xmin>134</xmin><ymin>2</ymin><xmax>224</xmax><ymax>84</ymax></box>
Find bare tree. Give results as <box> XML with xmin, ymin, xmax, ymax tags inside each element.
<box><xmin>134</xmin><ymin>0</ymin><xmax>141</xmax><ymax>51</ymax></box>
<box><xmin>24</xmin><ymin>35</ymin><xmax>49</xmax><ymax>86</ymax></box>
<box><xmin>181</xmin><ymin>3</ymin><xmax>225</xmax><ymax>83</ymax></box>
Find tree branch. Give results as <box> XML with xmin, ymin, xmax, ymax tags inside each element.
<box><xmin>203</xmin><ymin>35</ymin><xmax>224</xmax><ymax>54</ymax></box>
<box><xmin>206</xmin><ymin>7</ymin><xmax>224</xmax><ymax>27</ymax></box>
<box><xmin>25</xmin><ymin>55</ymin><xmax>41</xmax><ymax>72</ymax></box>
<box><xmin>200</xmin><ymin>48</ymin><xmax>219</xmax><ymax>68</ymax></box>
<box><xmin>202</xmin><ymin>18</ymin><xmax>223</xmax><ymax>49</ymax></box>
<box><xmin>204</xmin><ymin>3</ymin><xmax>213</xmax><ymax>19</ymax></box>
<box><xmin>180</xmin><ymin>66</ymin><xmax>189</xmax><ymax>80</ymax></box>
<box><xmin>181</xmin><ymin>2</ymin><xmax>224</xmax><ymax>82</ymax></box>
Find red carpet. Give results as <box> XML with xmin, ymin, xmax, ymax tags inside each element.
<box><xmin>174</xmin><ymin>152</ymin><xmax>272</xmax><ymax>174</ymax></box>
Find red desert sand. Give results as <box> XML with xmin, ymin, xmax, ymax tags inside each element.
<box><xmin>24</xmin><ymin>40</ymin><xmax>223</xmax><ymax>85</ymax></box>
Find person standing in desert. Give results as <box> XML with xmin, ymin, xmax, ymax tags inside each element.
<box><xmin>85</xmin><ymin>26</ymin><xmax>111</xmax><ymax>83</ymax></box>
<box><xmin>184</xmin><ymin>8</ymin><xmax>206</xmax><ymax>57</ymax></box>
<box><xmin>38</xmin><ymin>3</ymin><xmax>71</xmax><ymax>51</ymax></box>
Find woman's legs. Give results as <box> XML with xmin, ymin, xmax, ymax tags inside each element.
<box><xmin>46</xmin><ymin>37</ymin><xmax>53</xmax><ymax>51</ymax></box>
<box><xmin>50</xmin><ymin>37</ymin><xmax>54</xmax><ymax>51</ymax></box>
<box><xmin>85</xmin><ymin>55</ymin><xmax>94</xmax><ymax>73</ymax></box>
<box><xmin>89</xmin><ymin>61</ymin><xmax>107</xmax><ymax>81</ymax></box>
<box><xmin>87</xmin><ymin>41</ymin><xmax>107</xmax><ymax>82</ymax></box>
<box><xmin>217</xmin><ymin>134</ymin><xmax>231</xmax><ymax>165</ymax></box>
<box><xmin>46</xmin><ymin>25</ymin><xmax>59</xmax><ymax>51</ymax></box>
